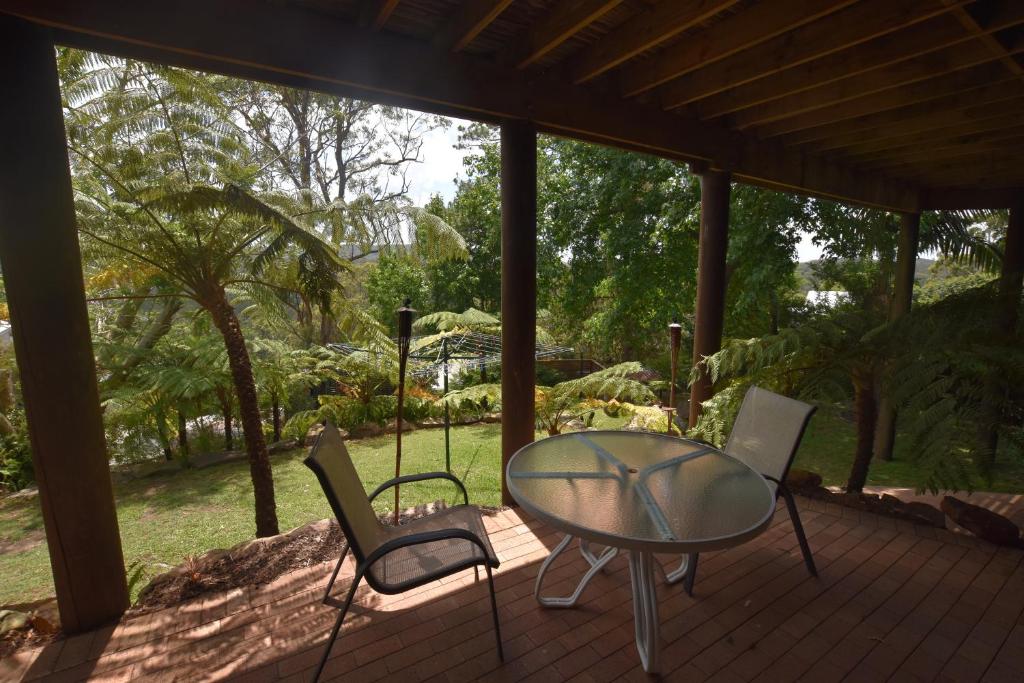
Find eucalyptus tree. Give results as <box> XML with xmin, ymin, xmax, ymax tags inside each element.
<box><xmin>62</xmin><ymin>52</ymin><xmax>347</xmax><ymax>536</ymax></box>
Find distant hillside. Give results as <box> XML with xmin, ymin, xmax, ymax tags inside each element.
<box><xmin>796</xmin><ymin>258</ymin><xmax>935</xmax><ymax>293</ymax></box>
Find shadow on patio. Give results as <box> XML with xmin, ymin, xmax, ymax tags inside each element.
<box><xmin>5</xmin><ymin>498</ymin><xmax>1023</xmax><ymax>682</ymax></box>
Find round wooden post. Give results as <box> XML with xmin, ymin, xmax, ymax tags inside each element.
<box><xmin>688</xmin><ymin>169</ymin><xmax>731</xmax><ymax>429</ymax></box>
<box><xmin>0</xmin><ymin>16</ymin><xmax>129</xmax><ymax>631</ymax></box>
<box><xmin>500</xmin><ymin>120</ymin><xmax>536</xmax><ymax>506</ymax></box>
<box><xmin>873</xmin><ymin>211</ymin><xmax>920</xmax><ymax>461</ymax></box>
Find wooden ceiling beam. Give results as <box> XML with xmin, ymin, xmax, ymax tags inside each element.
<box><xmin>434</xmin><ymin>0</ymin><xmax>514</xmax><ymax>53</ymax></box>
<box><xmin>835</xmin><ymin>109</ymin><xmax>1024</xmax><ymax>161</ymax></box>
<box><xmin>0</xmin><ymin>0</ymin><xmax>920</xmax><ymax>212</ymax></box>
<box><xmin>617</xmin><ymin>0</ymin><xmax>855</xmax><ymax>98</ymax></box>
<box><xmin>502</xmin><ymin>0</ymin><xmax>622</xmax><ymax>69</ymax></box>
<box><xmin>656</xmin><ymin>0</ymin><xmax>963</xmax><ymax>110</ymax></box>
<box><xmin>569</xmin><ymin>0</ymin><xmax>740</xmax><ymax>84</ymax></box>
<box><xmin>866</xmin><ymin>135</ymin><xmax>1024</xmax><ymax>174</ymax></box>
<box><xmin>725</xmin><ymin>34</ymin><xmax>1024</xmax><ymax>130</ymax></box>
<box><xmin>806</xmin><ymin>86</ymin><xmax>1024</xmax><ymax>153</ymax></box>
<box><xmin>757</xmin><ymin>63</ymin><xmax>1009</xmax><ymax>141</ymax></box>
<box><xmin>694</xmin><ymin>2</ymin><xmax>1024</xmax><ymax>120</ymax></box>
<box><xmin>904</xmin><ymin>159</ymin><xmax>1024</xmax><ymax>186</ymax></box>
<box><xmin>859</xmin><ymin>127</ymin><xmax>1024</xmax><ymax>165</ymax></box>
<box><xmin>360</xmin><ymin>0</ymin><xmax>401</xmax><ymax>30</ymax></box>
<box><xmin>945</xmin><ymin>0</ymin><xmax>1024</xmax><ymax>80</ymax></box>
<box><xmin>920</xmin><ymin>186</ymin><xmax>1023</xmax><ymax>209</ymax></box>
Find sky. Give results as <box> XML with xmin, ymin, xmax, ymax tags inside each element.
<box><xmin>405</xmin><ymin>116</ymin><xmax>826</xmax><ymax>263</ymax></box>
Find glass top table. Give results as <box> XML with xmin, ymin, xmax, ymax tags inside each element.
<box><xmin>506</xmin><ymin>430</ymin><xmax>776</xmax><ymax>672</ymax></box>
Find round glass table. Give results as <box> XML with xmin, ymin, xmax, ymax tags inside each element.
<box><xmin>506</xmin><ymin>430</ymin><xmax>776</xmax><ymax>673</ymax></box>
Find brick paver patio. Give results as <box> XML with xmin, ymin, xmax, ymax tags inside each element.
<box><xmin>4</xmin><ymin>497</ymin><xmax>1023</xmax><ymax>682</ymax></box>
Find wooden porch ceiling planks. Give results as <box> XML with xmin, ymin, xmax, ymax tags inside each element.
<box><xmin>805</xmin><ymin>85</ymin><xmax>1024</xmax><ymax>154</ymax></box>
<box><xmin>569</xmin><ymin>0</ymin><xmax>742</xmax><ymax>84</ymax></box>
<box><xmin>434</xmin><ymin>0</ymin><xmax>515</xmax><ymax>53</ymax></box>
<box><xmin>501</xmin><ymin>0</ymin><xmax>623</xmax><ymax>69</ymax></box>
<box><xmin>725</xmin><ymin>32</ymin><xmax>1024</xmax><ymax>131</ymax></box>
<box><xmin>655</xmin><ymin>0</ymin><xmax>966</xmax><ymax>110</ymax></box>
<box><xmin>360</xmin><ymin>0</ymin><xmax>401</xmax><ymax>30</ymax></box>
<box><xmin>945</xmin><ymin>0</ymin><xmax>1024</xmax><ymax>80</ymax></box>
<box><xmin>766</xmin><ymin>65</ymin><xmax>1016</xmax><ymax>145</ymax></box>
<box><xmin>0</xmin><ymin>0</ymin><xmax>920</xmax><ymax>212</ymax></box>
<box><xmin>693</xmin><ymin>2</ymin><xmax>1024</xmax><ymax>122</ymax></box>
<box><xmin>617</xmin><ymin>0</ymin><xmax>857</xmax><ymax>97</ymax></box>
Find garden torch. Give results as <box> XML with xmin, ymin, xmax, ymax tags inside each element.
<box><xmin>667</xmin><ymin>320</ymin><xmax>683</xmax><ymax>435</ymax></box>
<box><xmin>394</xmin><ymin>298</ymin><xmax>416</xmax><ymax>524</ymax></box>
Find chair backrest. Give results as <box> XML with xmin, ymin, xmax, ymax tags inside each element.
<box><xmin>304</xmin><ymin>423</ymin><xmax>384</xmax><ymax>562</ymax></box>
<box><xmin>724</xmin><ymin>386</ymin><xmax>816</xmax><ymax>485</ymax></box>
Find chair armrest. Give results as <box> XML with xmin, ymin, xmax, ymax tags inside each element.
<box><xmin>364</xmin><ymin>526</ymin><xmax>497</xmax><ymax>568</ymax></box>
<box><xmin>368</xmin><ymin>471</ymin><xmax>469</xmax><ymax>506</ymax></box>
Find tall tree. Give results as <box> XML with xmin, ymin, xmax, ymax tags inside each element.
<box><xmin>63</xmin><ymin>53</ymin><xmax>347</xmax><ymax>536</ymax></box>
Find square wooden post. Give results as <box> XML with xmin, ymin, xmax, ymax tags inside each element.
<box><xmin>500</xmin><ymin>120</ymin><xmax>537</xmax><ymax>506</ymax></box>
<box><xmin>688</xmin><ymin>168</ymin><xmax>731</xmax><ymax>429</ymax></box>
<box><xmin>0</xmin><ymin>16</ymin><xmax>129</xmax><ymax>632</ymax></box>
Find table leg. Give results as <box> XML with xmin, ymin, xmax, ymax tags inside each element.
<box><xmin>663</xmin><ymin>553</ymin><xmax>697</xmax><ymax>585</ymax></box>
<box><xmin>535</xmin><ymin>534</ymin><xmax>618</xmax><ymax>608</ymax></box>
<box><xmin>628</xmin><ymin>550</ymin><xmax>660</xmax><ymax>673</ymax></box>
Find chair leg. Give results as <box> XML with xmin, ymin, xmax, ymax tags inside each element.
<box><xmin>779</xmin><ymin>484</ymin><xmax>817</xmax><ymax>577</ymax></box>
<box><xmin>313</xmin><ymin>569</ymin><xmax>362</xmax><ymax>683</ymax></box>
<box><xmin>474</xmin><ymin>565</ymin><xmax>479</xmax><ymax>582</ymax></box>
<box><xmin>683</xmin><ymin>553</ymin><xmax>698</xmax><ymax>597</ymax></box>
<box><xmin>485</xmin><ymin>563</ymin><xmax>504</xmax><ymax>661</ymax></box>
<box><xmin>322</xmin><ymin>544</ymin><xmax>350</xmax><ymax>604</ymax></box>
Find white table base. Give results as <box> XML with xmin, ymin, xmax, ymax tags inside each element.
<box><xmin>534</xmin><ymin>534</ymin><xmax>665</xmax><ymax>673</ymax></box>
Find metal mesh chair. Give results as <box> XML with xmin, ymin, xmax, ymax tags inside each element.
<box><xmin>304</xmin><ymin>423</ymin><xmax>503</xmax><ymax>681</ymax></box>
<box><xmin>669</xmin><ymin>386</ymin><xmax>818</xmax><ymax>594</ymax></box>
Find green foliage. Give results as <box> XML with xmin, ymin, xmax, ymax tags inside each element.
<box><xmin>0</xmin><ymin>409</ymin><xmax>33</xmax><ymax>491</ymax></box>
<box><xmin>365</xmin><ymin>255</ymin><xmax>430</xmax><ymax>334</ymax></box>
<box><xmin>438</xmin><ymin>362</ymin><xmax>657</xmax><ymax>435</ymax></box>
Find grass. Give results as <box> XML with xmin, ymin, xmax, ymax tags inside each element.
<box><xmin>1</xmin><ymin>406</ymin><xmax>1022</xmax><ymax>607</ymax></box>
<box><xmin>794</xmin><ymin>405</ymin><xmax>1024</xmax><ymax>493</ymax></box>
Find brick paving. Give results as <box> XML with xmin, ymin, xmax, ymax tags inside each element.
<box><xmin>3</xmin><ymin>498</ymin><xmax>1023</xmax><ymax>682</ymax></box>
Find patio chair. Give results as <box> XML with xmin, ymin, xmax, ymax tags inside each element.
<box><xmin>668</xmin><ymin>386</ymin><xmax>818</xmax><ymax>595</ymax></box>
<box><xmin>304</xmin><ymin>423</ymin><xmax>503</xmax><ymax>681</ymax></box>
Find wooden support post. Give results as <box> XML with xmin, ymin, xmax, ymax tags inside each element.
<box><xmin>688</xmin><ymin>169</ymin><xmax>731</xmax><ymax>429</ymax></box>
<box><xmin>0</xmin><ymin>16</ymin><xmax>129</xmax><ymax>632</ymax></box>
<box><xmin>873</xmin><ymin>212</ymin><xmax>920</xmax><ymax>462</ymax></box>
<box><xmin>500</xmin><ymin>120</ymin><xmax>537</xmax><ymax>506</ymax></box>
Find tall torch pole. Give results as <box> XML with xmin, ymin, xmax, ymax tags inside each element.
<box><xmin>668</xmin><ymin>320</ymin><xmax>683</xmax><ymax>435</ymax></box>
<box><xmin>394</xmin><ymin>299</ymin><xmax>415</xmax><ymax>525</ymax></box>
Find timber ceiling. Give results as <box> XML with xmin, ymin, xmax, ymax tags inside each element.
<box><xmin>4</xmin><ymin>0</ymin><xmax>1023</xmax><ymax>210</ymax></box>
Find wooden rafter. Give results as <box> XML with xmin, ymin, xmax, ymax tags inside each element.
<box><xmin>693</xmin><ymin>3</ymin><xmax>1024</xmax><ymax>121</ymax></box>
<box><xmin>502</xmin><ymin>0</ymin><xmax>622</xmax><ymax>69</ymax></box>
<box><xmin>866</xmin><ymin>133</ymin><xmax>1024</xmax><ymax>172</ymax></box>
<box><xmin>569</xmin><ymin>0</ymin><xmax>741</xmax><ymax>84</ymax></box>
<box><xmin>434</xmin><ymin>0</ymin><xmax>514</xmax><ymax>53</ymax></box>
<box><xmin>656</xmin><ymin>0</ymin><xmax>962</xmax><ymax>110</ymax></box>
<box><xmin>836</xmin><ymin>109</ymin><xmax>1024</xmax><ymax>161</ymax></box>
<box><xmin>617</xmin><ymin>0</ymin><xmax>856</xmax><ymax>97</ymax></box>
<box><xmin>945</xmin><ymin>0</ymin><xmax>1024</xmax><ymax>81</ymax></box>
<box><xmin>360</xmin><ymin>0</ymin><xmax>400</xmax><ymax>30</ymax></box>
<box><xmin>807</xmin><ymin>86</ymin><xmax>1024</xmax><ymax>153</ymax></box>
<box><xmin>759</xmin><ymin>63</ymin><xmax>1010</xmax><ymax>141</ymax></box>
<box><xmin>726</xmin><ymin>35</ymin><xmax>1024</xmax><ymax>130</ymax></box>
<box><xmin>0</xmin><ymin>0</ymin><xmax>920</xmax><ymax>211</ymax></box>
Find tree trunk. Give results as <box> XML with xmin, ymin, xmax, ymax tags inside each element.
<box><xmin>272</xmin><ymin>393</ymin><xmax>282</xmax><ymax>443</ymax></box>
<box><xmin>224</xmin><ymin>409</ymin><xmax>233</xmax><ymax>451</ymax></box>
<box><xmin>177</xmin><ymin>409</ymin><xmax>189</xmax><ymax>458</ymax></box>
<box><xmin>206</xmin><ymin>291</ymin><xmax>279</xmax><ymax>537</ymax></box>
<box><xmin>846</xmin><ymin>373</ymin><xmax>878</xmax><ymax>493</ymax></box>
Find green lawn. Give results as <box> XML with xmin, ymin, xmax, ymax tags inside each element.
<box><xmin>1</xmin><ymin>407</ymin><xmax>1022</xmax><ymax>607</ymax></box>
